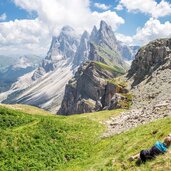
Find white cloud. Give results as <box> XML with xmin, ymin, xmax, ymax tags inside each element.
<box><xmin>13</xmin><ymin>0</ymin><xmax>91</xmax><ymax>35</ymax></box>
<box><xmin>115</xmin><ymin>33</ymin><xmax>133</xmax><ymax>45</ymax></box>
<box><xmin>0</xmin><ymin>0</ymin><xmax>124</xmax><ymax>56</ymax></box>
<box><xmin>133</xmin><ymin>18</ymin><xmax>171</xmax><ymax>45</ymax></box>
<box><xmin>13</xmin><ymin>0</ymin><xmax>124</xmax><ymax>34</ymax></box>
<box><xmin>116</xmin><ymin>0</ymin><xmax>171</xmax><ymax>18</ymax></box>
<box><xmin>115</xmin><ymin>4</ymin><xmax>124</xmax><ymax>11</ymax></box>
<box><xmin>94</xmin><ymin>3</ymin><xmax>111</xmax><ymax>10</ymax></box>
<box><xmin>0</xmin><ymin>13</ymin><xmax>7</xmax><ymax>21</ymax></box>
<box><xmin>91</xmin><ymin>10</ymin><xmax>124</xmax><ymax>31</ymax></box>
<box><xmin>116</xmin><ymin>18</ymin><xmax>171</xmax><ymax>46</ymax></box>
<box><xmin>1</xmin><ymin>0</ymin><xmax>170</xmax><ymax>56</ymax></box>
<box><xmin>152</xmin><ymin>0</ymin><xmax>171</xmax><ymax>18</ymax></box>
<box><xmin>0</xmin><ymin>19</ymin><xmax>50</xmax><ymax>56</ymax></box>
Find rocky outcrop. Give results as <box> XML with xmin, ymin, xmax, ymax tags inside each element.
<box><xmin>127</xmin><ymin>38</ymin><xmax>171</xmax><ymax>86</ymax></box>
<box><xmin>31</xmin><ymin>67</ymin><xmax>46</xmax><ymax>81</ymax></box>
<box><xmin>103</xmin><ymin>103</ymin><xmax>171</xmax><ymax>137</ymax></box>
<box><xmin>102</xmin><ymin>38</ymin><xmax>171</xmax><ymax>137</ymax></box>
<box><xmin>58</xmin><ymin>61</ymin><xmax>130</xmax><ymax>115</ymax></box>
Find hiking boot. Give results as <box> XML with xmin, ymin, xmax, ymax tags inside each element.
<box><xmin>135</xmin><ymin>158</ymin><xmax>142</xmax><ymax>166</ymax></box>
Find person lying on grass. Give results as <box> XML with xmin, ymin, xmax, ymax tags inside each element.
<box><xmin>129</xmin><ymin>134</ymin><xmax>171</xmax><ymax>164</ymax></box>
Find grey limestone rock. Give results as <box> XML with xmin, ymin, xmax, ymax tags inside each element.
<box><xmin>102</xmin><ymin>38</ymin><xmax>171</xmax><ymax>137</ymax></box>
<box><xmin>127</xmin><ymin>38</ymin><xmax>171</xmax><ymax>86</ymax></box>
<box><xmin>73</xmin><ymin>31</ymin><xmax>90</xmax><ymax>66</ymax></box>
<box><xmin>58</xmin><ymin>61</ymin><xmax>129</xmax><ymax>115</ymax></box>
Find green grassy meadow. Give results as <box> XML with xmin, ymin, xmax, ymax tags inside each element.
<box><xmin>0</xmin><ymin>105</ymin><xmax>171</xmax><ymax>171</ymax></box>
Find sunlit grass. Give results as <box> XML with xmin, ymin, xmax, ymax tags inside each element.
<box><xmin>0</xmin><ymin>105</ymin><xmax>171</xmax><ymax>170</ymax></box>
<box><xmin>0</xmin><ymin>104</ymin><xmax>53</xmax><ymax>116</ymax></box>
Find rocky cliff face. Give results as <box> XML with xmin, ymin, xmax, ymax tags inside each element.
<box><xmin>90</xmin><ymin>26</ymin><xmax>98</xmax><ymax>41</ymax></box>
<box><xmin>47</xmin><ymin>26</ymin><xmax>79</xmax><ymax>61</ymax></box>
<box><xmin>129</xmin><ymin>46</ymin><xmax>140</xmax><ymax>59</ymax></box>
<box><xmin>103</xmin><ymin>38</ymin><xmax>171</xmax><ymax>136</ymax></box>
<box><xmin>128</xmin><ymin>38</ymin><xmax>171</xmax><ymax>110</ymax></box>
<box><xmin>58</xmin><ymin>61</ymin><xmax>130</xmax><ymax>115</ymax></box>
<box><xmin>127</xmin><ymin>38</ymin><xmax>171</xmax><ymax>86</ymax></box>
<box><xmin>73</xmin><ymin>31</ymin><xmax>90</xmax><ymax>66</ymax></box>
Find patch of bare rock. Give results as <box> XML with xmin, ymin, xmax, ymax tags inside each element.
<box><xmin>102</xmin><ymin>38</ymin><xmax>171</xmax><ymax>137</ymax></box>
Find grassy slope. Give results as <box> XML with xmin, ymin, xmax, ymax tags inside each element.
<box><xmin>93</xmin><ymin>61</ymin><xmax>125</xmax><ymax>75</ymax></box>
<box><xmin>0</xmin><ymin>104</ymin><xmax>53</xmax><ymax>116</ymax></box>
<box><xmin>93</xmin><ymin>44</ymin><xmax>120</xmax><ymax>64</ymax></box>
<box><xmin>0</xmin><ymin>105</ymin><xmax>171</xmax><ymax>171</ymax></box>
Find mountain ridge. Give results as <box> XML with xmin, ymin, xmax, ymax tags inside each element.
<box><xmin>58</xmin><ymin>61</ymin><xmax>129</xmax><ymax>115</ymax></box>
<box><xmin>0</xmin><ymin>20</ymin><xmax>138</xmax><ymax>113</ymax></box>
<box><xmin>0</xmin><ymin>55</ymin><xmax>42</xmax><ymax>93</ymax></box>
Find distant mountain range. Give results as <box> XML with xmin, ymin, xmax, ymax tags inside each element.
<box><xmin>0</xmin><ymin>20</ymin><xmax>139</xmax><ymax>113</ymax></box>
<box><xmin>0</xmin><ymin>55</ymin><xmax>43</xmax><ymax>92</ymax></box>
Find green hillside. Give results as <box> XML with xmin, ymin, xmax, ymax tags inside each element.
<box><xmin>0</xmin><ymin>105</ymin><xmax>171</xmax><ymax>171</ymax></box>
<box><xmin>94</xmin><ymin>61</ymin><xmax>125</xmax><ymax>75</ymax></box>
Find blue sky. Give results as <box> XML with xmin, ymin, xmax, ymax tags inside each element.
<box><xmin>0</xmin><ymin>0</ymin><xmax>171</xmax><ymax>56</ymax></box>
<box><xmin>0</xmin><ymin>0</ymin><xmax>37</xmax><ymax>21</ymax></box>
<box><xmin>91</xmin><ymin>0</ymin><xmax>171</xmax><ymax>35</ymax></box>
<box><xmin>1</xmin><ymin>0</ymin><xmax>171</xmax><ymax>35</ymax></box>
<box><xmin>90</xmin><ymin>0</ymin><xmax>146</xmax><ymax>35</ymax></box>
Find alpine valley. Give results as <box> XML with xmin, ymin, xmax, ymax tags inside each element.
<box><xmin>1</xmin><ymin>20</ymin><xmax>171</xmax><ymax>171</ymax></box>
<box><xmin>2</xmin><ymin>0</ymin><xmax>171</xmax><ymax>169</ymax></box>
<box><xmin>0</xmin><ymin>20</ymin><xmax>139</xmax><ymax>113</ymax></box>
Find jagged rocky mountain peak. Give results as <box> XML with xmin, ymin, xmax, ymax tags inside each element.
<box><xmin>90</xmin><ymin>25</ymin><xmax>98</xmax><ymax>40</ymax></box>
<box><xmin>82</xmin><ymin>30</ymin><xmax>89</xmax><ymax>39</ymax></box>
<box><xmin>100</xmin><ymin>20</ymin><xmax>111</xmax><ymax>31</ymax></box>
<box><xmin>88</xmin><ymin>20</ymin><xmax>128</xmax><ymax>70</ymax></box>
<box><xmin>61</xmin><ymin>25</ymin><xmax>75</xmax><ymax>32</ymax></box>
<box><xmin>33</xmin><ymin>25</ymin><xmax>81</xmax><ymax>78</ymax></box>
<box><xmin>99</xmin><ymin>20</ymin><xmax>115</xmax><ymax>36</ymax></box>
<box><xmin>60</xmin><ymin>25</ymin><xmax>79</xmax><ymax>40</ymax></box>
<box><xmin>92</xmin><ymin>25</ymin><xmax>98</xmax><ymax>33</ymax></box>
<box><xmin>45</xmin><ymin>25</ymin><xmax>80</xmax><ymax>65</ymax></box>
<box><xmin>73</xmin><ymin>30</ymin><xmax>90</xmax><ymax>66</ymax></box>
<box><xmin>92</xmin><ymin>20</ymin><xmax>117</xmax><ymax>48</ymax></box>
